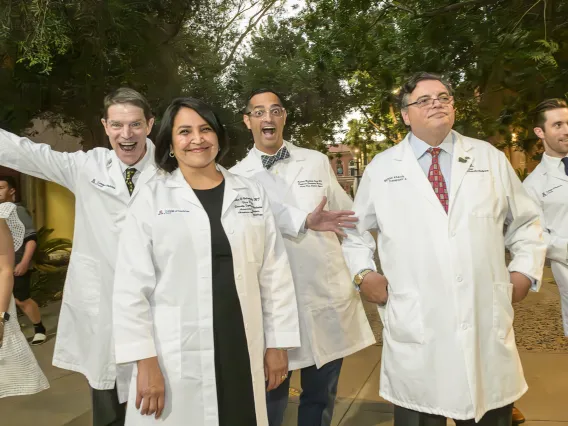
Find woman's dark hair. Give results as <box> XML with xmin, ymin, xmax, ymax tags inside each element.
<box><xmin>155</xmin><ymin>97</ymin><xmax>230</xmax><ymax>172</ymax></box>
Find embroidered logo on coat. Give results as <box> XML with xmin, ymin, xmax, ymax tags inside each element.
<box><xmin>157</xmin><ymin>209</ymin><xmax>190</xmax><ymax>215</ymax></box>
<box><xmin>91</xmin><ymin>179</ymin><xmax>116</xmax><ymax>189</ymax></box>
<box><xmin>542</xmin><ymin>185</ymin><xmax>563</xmax><ymax>198</ymax></box>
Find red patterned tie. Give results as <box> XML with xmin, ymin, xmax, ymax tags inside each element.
<box><xmin>427</xmin><ymin>148</ymin><xmax>448</xmax><ymax>212</ymax></box>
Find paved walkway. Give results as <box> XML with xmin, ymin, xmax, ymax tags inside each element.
<box><xmin>2</xmin><ymin>267</ymin><xmax>566</xmax><ymax>425</ymax></box>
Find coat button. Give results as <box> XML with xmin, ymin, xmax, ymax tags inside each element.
<box><xmin>462</xmin><ymin>323</ymin><xmax>469</xmax><ymax>330</ymax></box>
<box><xmin>451</xmin><ymin>231</ymin><xmax>456</xmax><ymax>237</ymax></box>
<box><xmin>228</xmin><ymin>229</ymin><xmax>234</xmax><ymax>234</ymax></box>
<box><xmin>457</xmin><ymin>275</ymin><xmax>463</xmax><ymax>282</ymax></box>
<box><xmin>236</xmin><ymin>273</ymin><xmax>242</xmax><ymax>279</ymax></box>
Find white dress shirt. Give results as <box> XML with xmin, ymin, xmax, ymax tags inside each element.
<box><xmin>409</xmin><ymin>131</ymin><xmax>455</xmax><ymax>190</ymax></box>
<box><xmin>118</xmin><ymin>149</ymin><xmax>151</xmax><ymax>187</ymax></box>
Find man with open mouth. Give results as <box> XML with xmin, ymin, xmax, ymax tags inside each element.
<box><xmin>231</xmin><ymin>88</ymin><xmax>376</xmax><ymax>426</ymax></box>
<box><xmin>0</xmin><ymin>87</ymin><xmax>156</xmax><ymax>426</ymax></box>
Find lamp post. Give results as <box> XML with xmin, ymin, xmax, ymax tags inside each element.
<box><xmin>352</xmin><ymin>147</ymin><xmax>361</xmax><ymax>195</ymax></box>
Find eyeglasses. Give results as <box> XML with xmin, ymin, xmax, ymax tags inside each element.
<box><xmin>406</xmin><ymin>95</ymin><xmax>453</xmax><ymax>109</ymax></box>
<box><xmin>246</xmin><ymin>107</ymin><xmax>285</xmax><ymax>118</ymax></box>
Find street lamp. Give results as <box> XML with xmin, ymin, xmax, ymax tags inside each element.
<box><xmin>353</xmin><ymin>148</ymin><xmax>360</xmax><ymax>178</ymax></box>
<box><xmin>351</xmin><ymin>147</ymin><xmax>362</xmax><ymax>196</ymax></box>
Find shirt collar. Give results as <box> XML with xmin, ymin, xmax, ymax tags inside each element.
<box><xmin>118</xmin><ymin>141</ymin><xmax>150</xmax><ymax>174</ymax></box>
<box><xmin>542</xmin><ymin>152</ymin><xmax>567</xmax><ymax>171</ymax></box>
<box><xmin>409</xmin><ymin>131</ymin><xmax>455</xmax><ymax>160</ymax></box>
<box><xmin>252</xmin><ymin>141</ymin><xmax>287</xmax><ymax>160</ymax></box>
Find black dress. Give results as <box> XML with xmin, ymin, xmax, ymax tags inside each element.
<box><xmin>193</xmin><ymin>180</ymin><xmax>257</xmax><ymax>426</ymax></box>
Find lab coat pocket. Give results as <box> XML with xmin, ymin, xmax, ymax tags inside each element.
<box><xmin>298</xmin><ymin>188</ymin><xmax>326</xmax><ymax>211</ymax></box>
<box><xmin>65</xmin><ymin>253</ymin><xmax>101</xmax><ymax>315</ymax></box>
<box><xmin>385</xmin><ymin>291</ymin><xmax>424</xmax><ymax>344</ymax></box>
<box><xmin>464</xmin><ymin>173</ymin><xmax>498</xmax><ymax>217</ymax></box>
<box><xmin>305</xmin><ymin>299</ymin><xmax>363</xmax><ymax>364</ymax></box>
<box><xmin>492</xmin><ymin>282</ymin><xmax>514</xmax><ymax>339</ymax></box>
<box><xmin>152</xmin><ymin>306</ymin><xmax>181</xmax><ymax>377</ymax></box>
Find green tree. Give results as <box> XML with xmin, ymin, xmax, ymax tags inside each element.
<box><xmin>0</xmin><ymin>0</ymin><xmax>283</xmax><ymax>164</ymax></box>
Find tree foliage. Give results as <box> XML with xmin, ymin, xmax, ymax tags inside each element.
<box><xmin>1</xmin><ymin>0</ymin><xmax>567</xmax><ymax>166</ymax></box>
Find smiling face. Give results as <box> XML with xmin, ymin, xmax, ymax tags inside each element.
<box><xmin>401</xmin><ymin>79</ymin><xmax>455</xmax><ymax>143</ymax></box>
<box><xmin>243</xmin><ymin>92</ymin><xmax>287</xmax><ymax>155</ymax></box>
<box><xmin>171</xmin><ymin>107</ymin><xmax>219</xmax><ymax>171</ymax></box>
<box><xmin>534</xmin><ymin>107</ymin><xmax>568</xmax><ymax>158</ymax></box>
<box><xmin>101</xmin><ymin>103</ymin><xmax>154</xmax><ymax>166</ymax></box>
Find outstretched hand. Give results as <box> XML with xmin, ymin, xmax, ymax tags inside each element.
<box><xmin>305</xmin><ymin>196</ymin><xmax>358</xmax><ymax>237</ymax></box>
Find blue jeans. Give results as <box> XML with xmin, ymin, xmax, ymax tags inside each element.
<box><xmin>266</xmin><ymin>358</ymin><xmax>343</xmax><ymax>426</ymax></box>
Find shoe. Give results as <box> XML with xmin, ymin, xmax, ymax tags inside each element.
<box><xmin>512</xmin><ymin>406</ymin><xmax>526</xmax><ymax>424</ymax></box>
<box><xmin>31</xmin><ymin>332</ymin><xmax>47</xmax><ymax>346</ymax></box>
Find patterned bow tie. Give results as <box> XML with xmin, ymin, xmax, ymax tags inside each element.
<box><xmin>261</xmin><ymin>146</ymin><xmax>290</xmax><ymax>170</ymax></box>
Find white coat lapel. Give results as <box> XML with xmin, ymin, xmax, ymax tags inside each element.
<box><xmin>240</xmin><ymin>148</ymin><xmax>288</xmax><ymax>202</ymax></box>
<box><xmin>448</xmin><ymin>133</ymin><xmax>474</xmax><ymax>213</ymax></box>
<box><xmin>131</xmin><ymin>164</ymin><xmax>157</xmax><ymax>199</ymax></box>
<box><xmin>107</xmin><ymin>155</ymin><xmax>130</xmax><ymax>200</ymax></box>
<box><xmin>219</xmin><ymin>166</ymin><xmax>245</xmax><ymax>217</ymax></box>
<box><xmin>282</xmin><ymin>143</ymin><xmax>305</xmax><ymax>198</ymax></box>
<box><xmin>166</xmin><ymin>169</ymin><xmax>203</xmax><ymax>209</ymax></box>
<box><xmin>548</xmin><ymin>164</ymin><xmax>568</xmax><ymax>183</ymax></box>
<box><xmin>397</xmin><ymin>137</ymin><xmax>447</xmax><ymax>217</ymax></box>
<box><xmin>130</xmin><ymin>140</ymin><xmax>157</xmax><ymax>198</ymax></box>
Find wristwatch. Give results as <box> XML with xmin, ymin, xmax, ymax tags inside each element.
<box><xmin>353</xmin><ymin>269</ymin><xmax>374</xmax><ymax>288</ymax></box>
<box><xmin>0</xmin><ymin>312</ymin><xmax>10</xmax><ymax>322</ymax></box>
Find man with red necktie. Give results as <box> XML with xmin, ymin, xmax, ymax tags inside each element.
<box><xmin>342</xmin><ymin>72</ymin><xmax>545</xmax><ymax>425</ymax></box>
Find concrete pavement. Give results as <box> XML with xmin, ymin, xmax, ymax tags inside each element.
<box><xmin>2</xmin><ymin>268</ymin><xmax>566</xmax><ymax>425</ymax></box>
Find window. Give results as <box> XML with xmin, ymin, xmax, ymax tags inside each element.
<box><xmin>349</xmin><ymin>160</ymin><xmax>356</xmax><ymax>176</ymax></box>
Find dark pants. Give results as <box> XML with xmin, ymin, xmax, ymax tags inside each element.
<box><xmin>266</xmin><ymin>358</ymin><xmax>343</xmax><ymax>426</ymax></box>
<box><xmin>91</xmin><ymin>385</ymin><xmax>126</xmax><ymax>426</ymax></box>
<box><xmin>394</xmin><ymin>403</ymin><xmax>514</xmax><ymax>426</ymax></box>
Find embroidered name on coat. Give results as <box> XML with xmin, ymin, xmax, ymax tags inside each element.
<box><xmin>384</xmin><ymin>175</ymin><xmax>407</xmax><ymax>183</ymax></box>
<box><xmin>467</xmin><ymin>166</ymin><xmax>489</xmax><ymax>173</ymax></box>
<box><xmin>297</xmin><ymin>179</ymin><xmax>323</xmax><ymax>188</ymax></box>
<box><xmin>235</xmin><ymin>197</ymin><xmax>263</xmax><ymax>217</ymax></box>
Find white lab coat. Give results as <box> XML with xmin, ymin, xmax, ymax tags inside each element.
<box><xmin>231</xmin><ymin>142</ymin><xmax>375</xmax><ymax>370</ymax></box>
<box><xmin>523</xmin><ymin>154</ymin><xmax>568</xmax><ymax>335</ymax></box>
<box><xmin>342</xmin><ymin>131</ymin><xmax>545</xmax><ymax>421</ymax></box>
<box><xmin>113</xmin><ymin>166</ymin><xmax>300</xmax><ymax>426</ymax></box>
<box><xmin>0</xmin><ymin>129</ymin><xmax>156</xmax><ymax>390</ymax></box>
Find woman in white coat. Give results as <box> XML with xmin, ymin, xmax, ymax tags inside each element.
<box><xmin>113</xmin><ymin>97</ymin><xmax>300</xmax><ymax>426</ymax></box>
<box><xmin>0</xmin><ymin>202</ymin><xmax>49</xmax><ymax>398</ymax></box>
